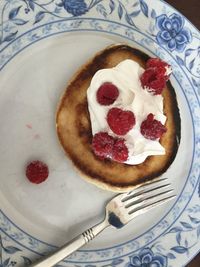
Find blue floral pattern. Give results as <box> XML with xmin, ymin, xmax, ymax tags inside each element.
<box><xmin>0</xmin><ymin>0</ymin><xmax>200</xmax><ymax>266</ymax></box>
<box><xmin>128</xmin><ymin>248</ymin><xmax>167</xmax><ymax>267</ymax></box>
<box><xmin>62</xmin><ymin>0</ymin><xmax>88</xmax><ymax>16</ymax></box>
<box><xmin>156</xmin><ymin>13</ymin><xmax>192</xmax><ymax>52</ymax></box>
<box><xmin>0</xmin><ymin>234</ymin><xmax>32</xmax><ymax>267</ymax></box>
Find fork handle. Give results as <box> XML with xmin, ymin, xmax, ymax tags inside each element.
<box><xmin>30</xmin><ymin>219</ymin><xmax>109</xmax><ymax>267</ymax></box>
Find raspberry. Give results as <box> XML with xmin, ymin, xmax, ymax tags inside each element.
<box><xmin>92</xmin><ymin>132</ymin><xmax>129</xmax><ymax>163</ymax></box>
<box><xmin>146</xmin><ymin>58</ymin><xmax>171</xmax><ymax>81</ymax></box>
<box><xmin>107</xmin><ymin>108</ymin><xmax>136</xmax><ymax>135</ymax></box>
<box><xmin>140</xmin><ymin>68</ymin><xmax>166</xmax><ymax>95</ymax></box>
<box><xmin>92</xmin><ymin>132</ymin><xmax>114</xmax><ymax>159</ymax></box>
<box><xmin>112</xmin><ymin>139</ymin><xmax>128</xmax><ymax>162</ymax></box>
<box><xmin>146</xmin><ymin>58</ymin><xmax>170</xmax><ymax>69</ymax></box>
<box><xmin>26</xmin><ymin>160</ymin><xmax>49</xmax><ymax>184</ymax></box>
<box><xmin>140</xmin><ymin>113</ymin><xmax>167</xmax><ymax>140</ymax></box>
<box><xmin>97</xmin><ymin>82</ymin><xmax>119</xmax><ymax>105</ymax></box>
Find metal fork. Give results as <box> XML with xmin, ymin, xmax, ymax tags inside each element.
<box><xmin>31</xmin><ymin>178</ymin><xmax>175</xmax><ymax>267</ymax></box>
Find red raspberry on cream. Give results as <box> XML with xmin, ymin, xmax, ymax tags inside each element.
<box><xmin>141</xmin><ymin>113</ymin><xmax>167</xmax><ymax>140</ymax></box>
<box><xmin>107</xmin><ymin>108</ymin><xmax>136</xmax><ymax>136</ymax></box>
<box><xmin>112</xmin><ymin>139</ymin><xmax>128</xmax><ymax>162</ymax></box>
<box><xmin>140</xmin><ymin>68</ymin><xmax>166</xmax><ymax>95</ymax></box>
<box><xmin>92</xmin><ymin>132</ymin><xmax>114</xmax><ymax>159</ymax></box>
<box><xmin>146</xmin><ymin>58</ymin><xmax>171</xmax><ymax>80</ymax></box>
<box><xmin>92</xmin><ymin>132</ymin><xmax>128</xmax><ymax>163</ymax></box>
<box><xmin>97</xmin><ymin>82</ymin><xmax>119</xmax><ymax>105</ymax></box>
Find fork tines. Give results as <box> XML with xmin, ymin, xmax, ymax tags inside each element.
<box><xmin>121</xmin><ymin>178</ymin><xmax>175</xmax><ymax>216</ymax></box>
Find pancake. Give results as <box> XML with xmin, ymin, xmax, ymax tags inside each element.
<box><xmin>56</xmin><ymin>44</ymin><xmax>181</xmax><ymax>192</ymax></box>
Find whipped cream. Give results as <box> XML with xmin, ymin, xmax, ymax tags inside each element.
<box><xmin>87</xmin><ymin>59</ymin><xmax>166</xmax><ymax>165</ymax></box>
<box><xmin>165</xmin><ymin>66</ymin><xmax>172</xmax><ymax>76</ymax></box>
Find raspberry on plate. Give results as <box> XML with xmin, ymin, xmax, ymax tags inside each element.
<box><xmin>141</xmin><ymin>113</ymin><xmax>167</xmax><ymax>140</ymax></box>
<box><xmin>97</xmin><ymin>82</ymin><xmax>119</xmax><ymax>105</ymax></box>
<box><xmin>107</xmin><ymin>108</ymin><xmax>136</xmax><ymax>135</ymax></box>
<box><xmin>140</xmin><ymin>68</ymin><xmax>166</xmax><ymax>95</ymax></box>
<box><xmin>26</xmin><ymin>160</ymin><xmax>49</xmax><ymax>184</ymax></box>
<box><xmin>113</xmin><ymin>138</ymin><xmax>128</xmax><ymax>162</ymax></box>
<box><xmin>92</xmin><ymin>132</ymin><xmax>114</xmax><ymax>159</ymax></box>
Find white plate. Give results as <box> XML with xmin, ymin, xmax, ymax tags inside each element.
<box><xmin>0</xmin><ymin>0</ymin><xmax>199</xmax><ymax>266</ymax></box>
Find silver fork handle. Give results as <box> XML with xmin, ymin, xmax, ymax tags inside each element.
<box><xmin>30</xmin><ymin>220</ymin><xmax>109</xmax><ymax>267</ymax></box>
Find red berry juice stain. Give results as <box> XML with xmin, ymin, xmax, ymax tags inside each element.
<box><xmin>26</xmin><ymin>124</ymin><xmax>32</xmax><ymax>129</ymax></box>
<box><xmin>34</xmin><ymin>134</ymin><xmax>40</xmax><ymax>140</ymax></box>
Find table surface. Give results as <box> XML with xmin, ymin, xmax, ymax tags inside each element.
<box><xmin>165</xmin><ymin>1</ymin><xmax>200</xmax><ymax>266</ymax></box>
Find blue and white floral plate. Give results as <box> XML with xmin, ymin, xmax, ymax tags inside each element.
<box><xmin>0</xmin><ymin>1</ymin><xmax>199</xmax><ymax>266</ymax></box>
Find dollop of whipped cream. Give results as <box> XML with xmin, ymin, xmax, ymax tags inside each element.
<box><xmin>87</xmin><ymin>59</ymin><xmax>166</xmax><ymax>165</ymax></box>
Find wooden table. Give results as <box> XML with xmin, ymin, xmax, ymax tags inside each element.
<box><xmin>165</xmin><ymin>1</ymin><xmax>200</xmax><ymax>266</ymax></box>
